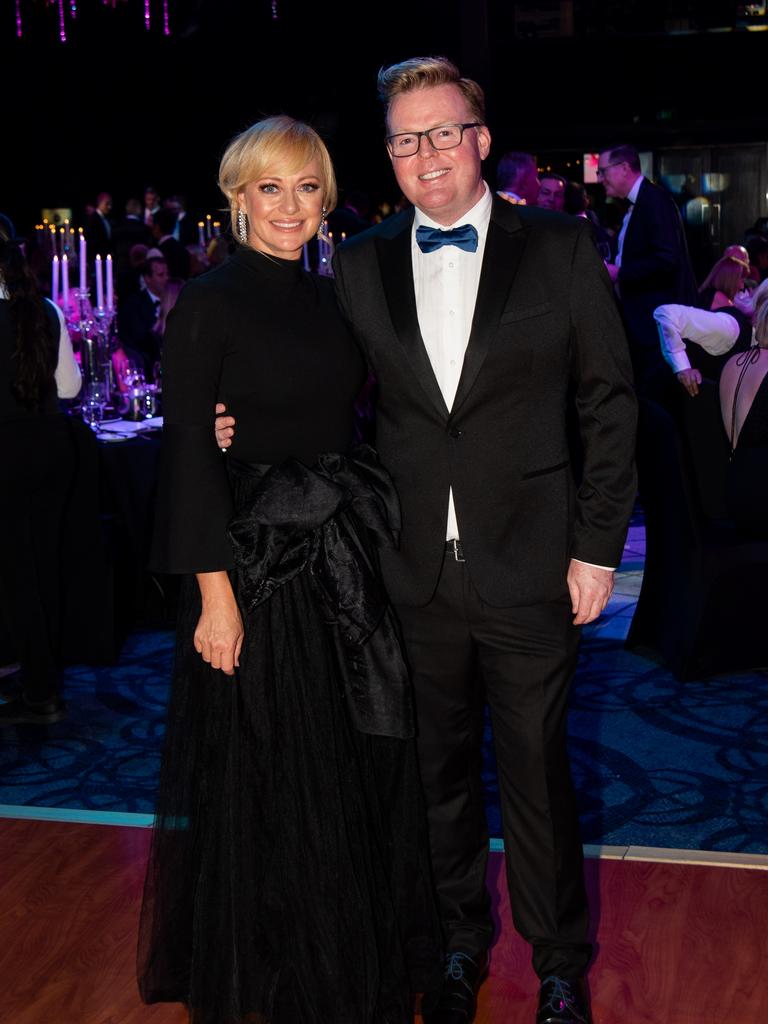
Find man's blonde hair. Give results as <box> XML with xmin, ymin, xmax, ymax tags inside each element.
<box><xmin>218</xmin><ymin>115</ymin><xmax>337</xmax><ymax>236</ymax></box>
<box><xmin>377</xmin><ymin>56</ymin><xmax>485</xmax><ymax>127</ymax></box>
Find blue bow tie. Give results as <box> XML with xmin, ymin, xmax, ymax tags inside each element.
<box><xmin>416</xmin><ymin>223</ymin><xmax>479</xmax><ymax>254</ymax></box>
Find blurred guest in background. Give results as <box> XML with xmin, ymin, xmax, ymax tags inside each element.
<box><xmin>496</xmin><ymin>150</ymin><xmax>539</xmax><ymax>205</ymax></box>
<box><xmin>143</xmin><ymin>185</ymin><xmax>161</xmax><ymax>226</ymax></box>
<box><xmin>118</xmin><ymin>252</ymin><xmax>169</xmax><ymax>374</ymax></box>
<box><xmin>114</xmin><ymin>198</ymin><xmax>153</xmax><ymax>285</ymax></box>
<box><xmin>720</xmin><ymin>292</ymin><xmax>768</xmax><ymax>533</ymax></box>
<box><xmin>185</xmin><ymin>243</ymin><xmax>210</xmax><ymax>278</ymax></box>
<box><xmin>0</xmin><ymin>220</ymin><xmax>81</xmax><ymax>725</ymax></box>
<box><xmin>153</xmin><ymin>208</ymin><xmax>191</xmax><ymax>279</ymax></box>
<box><xmin>654</xmin><ymin>253</ymin><xmax>753</xmax><ymax>396</ymax></box>
<box><xmin>152</xmin><ymin>276</ymin><xmax>184</xmax><ymax>339</ymax></box>
<box><xmin>600</xmin><ymin>143</ymin><xmax>697</xmax><ymax>396</ymax></box>
<box><xmin>87</xmin><ymin>192</ymin><xmax>114</xmax><ymax>256</ymax></box>
<box><xmin>327</xmin><ymin>189</ymin><xmax>371</xmax><ymax>237</ymax></box>
<box><xmin>163</xmin><ymin>194</ymin><xmax>197</xmax><ymax>246</ymax></box>
<box><xmin>537</xmin><ymin>172</ymin><xmax>566</xmax><ymax>211</ymax></box>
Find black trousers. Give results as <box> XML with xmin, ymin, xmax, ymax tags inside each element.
<box><xmin>0</xmin><ymin>415</ymin><xmax>76</xmax><ymax>702</ymax></box>
<box><xmin>395</xmin><ymin>552</ymin><xmax>591</xmax><ymax>979</ymax></box>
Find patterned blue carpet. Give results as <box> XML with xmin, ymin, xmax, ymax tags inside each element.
<box><xmin>1</xmin><ymin>519</ymin><xmax>766</xmax><ymax>853</ymax></box>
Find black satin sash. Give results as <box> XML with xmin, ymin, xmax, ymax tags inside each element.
<box><xmin>227</xmin><ymin>446</ymin><xmax>413</xmax><ymax>739</ymax></box>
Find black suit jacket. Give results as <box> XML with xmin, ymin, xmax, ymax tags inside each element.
<box><xmin>333</xmin><ymin>196</ymin><xmax>637</xmax><ymax>608</ymax></box>
<box><xmin>618</xmin><ymin>177</ymin><xmax>697</xmax><ymax>352</ymax></box>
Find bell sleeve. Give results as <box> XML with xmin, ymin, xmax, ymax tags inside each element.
<box><xmin>150</xmin><ymin>280</ymin><xmax>235</xmax><ymax>574</ymax></box>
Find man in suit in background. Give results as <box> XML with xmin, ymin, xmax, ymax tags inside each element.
<box><xmin>87</xmin><ymin>192</ymin><xmax>114</xmax><ymax>256</ymax></box>
<box><xmin>333</xmin><ymin>58</ymin><xmax>636</xmax><ymax>1024</ymax></box>
<box><xmin>216</xmin><ymin>57</ymin><xmax>636</xmax><ymax>1024</ymax></box>
<box><xmin>118</xmin><ymin>253</ymin><xmax>168</xmax><ymax>375</ymax></box>
<box><xmin>496</xmin><ymin>150</ymin><xmax>540</xmax><ymax>205</ymax></box>
<box><xmin>600</xmin><ymin>144</ymin><xmax>697</xmax><ymax>396</ymax></box>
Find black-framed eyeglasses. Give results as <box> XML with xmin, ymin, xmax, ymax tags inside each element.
<box><xmin>596</xmin><ymin>161</ymin><xmax>625</xmax><ymax>178</ymax></box>
<box><xmin>385</xmin><ymin>122</ymin><xmax>482</xmax><ymax>158</ymax></box>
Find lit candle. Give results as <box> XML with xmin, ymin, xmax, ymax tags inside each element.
<box><xmin>105</xmin><ymin>254</ymin><xmax>114</xmax><ymax>311</ymax></box>
<box><xmin>213</xmin><ymin>221</ymin><xmax>221</xmax><ymax>237</ymax></box>
<box><xmin>95</xmin><ymin>254</ymin><xmax>104</xmax><ymax>309</ymax></box>
<box><xmin>206</xmin><ymin>214</ymin><xmax>212</xmax><ymax>240</ymax></box>
<box><xmin>61</xmin><ymin>254</ymin><xmax>70</xmax><ymax>307</ymax></box>
<box><xmin>59</xmin><ymin>227</ymin><xmax>65</xmax><ymax>253</ymax></box>
<box><xmin>198</xmin><ymin>221</ymin><xmax>205</xmax><ymax>246</ymax></box>
<box><xmin>79</xmin><ymin>234</ymin><xmax>87</xmax><ymax>291</ymax></box>
<box><xmin>50</xmin><ymin>225</ymin><xmax>57</xmax><ymax>255</ymax></box>
<box><xmin>52</xmin><ymin>255</ymin><xmax>60</xmax><ymax>305</ymax></box>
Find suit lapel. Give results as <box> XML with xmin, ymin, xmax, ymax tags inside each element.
<box><xmin>375</xmin><ymin>216</ymin><xmax>451</xmax><ymax>420</ymax></box>
<box><xmin>451</xmin><ymin>197</ymin><xmax>527</xmax><ymax>415</ymax></box>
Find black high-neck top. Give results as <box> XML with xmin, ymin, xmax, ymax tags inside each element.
<box><xmin>152</xmin><ymin>246</ymin><xmax>366</xmax><ymax>573</ymax></box>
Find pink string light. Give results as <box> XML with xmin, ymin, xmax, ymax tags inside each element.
<box><xmin>15</xmin><ymin>0</ymin><xmax>174</xmax><ymax>42</ymax></box>
<box><xmin>271</xmin><ymin>0</ymin><xmax>278</xmax><ymax>18</ymax></box>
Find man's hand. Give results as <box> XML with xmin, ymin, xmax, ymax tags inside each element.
<box><xmin>676</xmin><ymin>367</ymin><xmax>702</xmax><ymax>397</ymax></box>
<box><xmin>215</xmin><ymin>402</ymin><xmax>235</xmax><ymax>449</ymax></box>
<box><xmin>566</xmin><ymin>560</ymin><xmax>614</xmax><ymax>626</ymax></box>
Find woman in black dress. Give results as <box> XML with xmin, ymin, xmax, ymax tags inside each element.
<box><xmin>138</xmin><ymin>117</ymin><xmax>439</xmax><ymax>1023</ymax></box>
<box><xmin>0</xmin><ymin>221</ymin><xmax>81</xmax><ymax>725</ymax></box>
<box><xmin>720</xmin><ymin>293</ymin><xmax>768</xmax><ymax>533</ymax></box>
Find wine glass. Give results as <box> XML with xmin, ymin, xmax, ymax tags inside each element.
<box><xmin>83</xmin><ymin>378</ymin><xmax>108</xmax><ymax>430</ymax></box>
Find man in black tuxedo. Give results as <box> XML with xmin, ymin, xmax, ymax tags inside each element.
<box><xmin>216</xmin><ymin>58</ymin><xmax>636</xmax><ymax>1024</ymax></box>
<box><xmin>117</xmin><ymin>253</ymin><xmax>168</xmax><ymax>375</ymax></box>
<box><xmin>600</xmin><ymin>144</ymin><xmax>697</xmax><ymax>396</ymax></box>
<box><xmin>333</xmin><ymin>59</ymin><xmax>636</xmax><ymax>1024</ymax></box>
<box><xmin>86</xmin><ymin>192</ymin><xmax>114</xmax><ymax>256</ymax></box>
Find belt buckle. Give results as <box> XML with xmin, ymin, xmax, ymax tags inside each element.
<box><xmin>448</xmin><ymin>539</ymin><xmax>465</xmax><ymax>563</ymax></box>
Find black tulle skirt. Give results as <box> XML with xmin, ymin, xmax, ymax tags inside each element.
<box><xmin>138</xmin><ymin>450</ymin><xmax>440</xmax><ymax>1023</ymax></box>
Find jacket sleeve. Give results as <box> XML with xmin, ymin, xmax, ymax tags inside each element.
<box><xmin>150</xmin><ymin>281</ymin><xmax>234</xmax><ymax>574</ymax></box>
<box><xmin>569</xmin><ymin>222</ymin><xmax>638</xmax><ymax>568</ymax></box>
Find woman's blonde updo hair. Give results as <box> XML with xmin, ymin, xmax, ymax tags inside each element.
<box><xmin>218</xmin><ymin>115</ymin><xmax>337</xmax><ymax>237</ymax></box>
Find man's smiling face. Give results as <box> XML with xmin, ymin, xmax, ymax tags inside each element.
<box><xmin>386</xmin><ymin>83</ymin><xmax>491</xmax><ymax>226</ymax></box>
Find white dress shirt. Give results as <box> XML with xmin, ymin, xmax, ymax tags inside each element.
<box><xmin>412</xmin><ymin>182</ymin><xmax>492</xmax><ymax>540</ymax></box>
<box><xmin>411</xmin><ymin>184</ymin><xmax>614</xmax><ymax>572</ymax></box>
<box><xmin>0</xmin><ymin>284</ymin><xmax>81</xmax><ymax>398</ymax></box>
<box><xmin>654</xmin><ymin>303</ymin><xmax>744</xmax><ymax>374</ymax></box>
<box><xmin>615</xmin><ymin>175</ymin><xmax>644</xmax><ymax>270</ymax></box>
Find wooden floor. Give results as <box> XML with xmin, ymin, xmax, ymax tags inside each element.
<box><xmin>0</xmin><ymin>819</ymin><xmax>765</xmax><ymax>1024</ymax></box>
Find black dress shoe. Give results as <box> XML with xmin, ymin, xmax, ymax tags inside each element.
<box><xmin>422</xmin><ymin>951</ymin><xmax>489</xmax><ymax>1024</ymax></box>
<box><xmin>0</xmin><ymin>695</ymin><xmax>66</xmax><ymax>725</ymax></box>
<box><xmin>537</xmin><ymin>976</ymin><xmax>592</xmax><ymax>1024</ymax></box>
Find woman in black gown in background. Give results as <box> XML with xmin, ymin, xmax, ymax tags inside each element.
<box><xmin>138</xmin><ymin>117</ymin><xmax>439</xmax><ymax>1023</ymax></box>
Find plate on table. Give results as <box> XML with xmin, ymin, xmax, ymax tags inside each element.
<box><xmin>96</xmin><ymin>431</ymin><xmax>131</xmax><ymax>443</ymax></box>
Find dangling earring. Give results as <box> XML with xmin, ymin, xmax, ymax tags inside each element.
<box><xmin>237</xmin><ymin>208</ymin><xmax>248</xmax><ymax>244</ymax></box>
<box><xmin>317</xmin><ymin>206</ymin><xmax>328</xmax><ymax>241</ymax></box>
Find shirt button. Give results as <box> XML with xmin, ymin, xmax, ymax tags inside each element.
<box><xmin>448</xmin><ymin>262</ymin><xmax>455</xmax><ymax>268</ymax></box>
<box><xmin>449</xmin><ymin>359</ymin><xmax>456</xmax><ymax>366</ymax></box>
<box><xmin>449</xmin><ymin>310</ymin><xmax>455</xmax><ymax>316</ymax></box>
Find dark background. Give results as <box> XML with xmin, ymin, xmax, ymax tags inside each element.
<box><xmin>6</xmin><ymin>0</ymin><xmax>768</xmax><ymax>230</ymax></box>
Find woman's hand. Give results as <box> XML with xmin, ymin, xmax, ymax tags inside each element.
<box><xmin>194</xmin><ymin>571</ymin><xmax>243</xmax><ymax>676</ymax></box>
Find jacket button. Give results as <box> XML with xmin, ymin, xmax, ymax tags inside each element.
<box><xmin>448</xmin><ymin>427</ymin><xmax>463</xmax><ymax>439</ymax></box>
